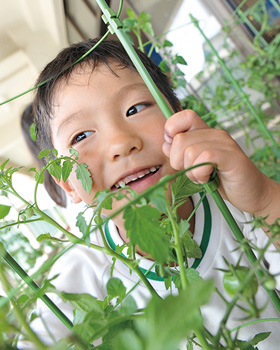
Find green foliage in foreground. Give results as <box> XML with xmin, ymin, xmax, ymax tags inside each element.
<box><xmin>0</xmin><ymin>154</ymin><xmax>279</xmax><ymax>349</ymax></box>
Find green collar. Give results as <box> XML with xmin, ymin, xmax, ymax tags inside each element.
<box><xmin>104</xmin><ymin>194</ymin><xmax>211</xmax><ymax>281</ymax></box>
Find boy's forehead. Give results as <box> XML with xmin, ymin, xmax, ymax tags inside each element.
<box><xmin>55</xmin><ymin>61</ymin><xmax>146</xmax><ymax>97</ymax></box>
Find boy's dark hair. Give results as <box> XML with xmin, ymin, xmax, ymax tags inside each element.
<box><xmin>21</xmin><ymin>103</ymin><xmax>67</xmax><ymax>208</ymax></box>
<box><xmin>34</xmin><ymin>38</ymin><xmax>181</xmax><ymax>151</ymax></box>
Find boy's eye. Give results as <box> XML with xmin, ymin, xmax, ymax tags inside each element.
<box><xmin>126</xmin><ymin>103</ymin><xmax>149</xmax><ymax>117</ymax></box>
<box><xmin>72</xmin><ymin>131</ymin><xmax>93</xmax><ymax>145</ymax></box>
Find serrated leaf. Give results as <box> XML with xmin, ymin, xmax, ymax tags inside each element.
<box><xmin>171</xmin><ymin>174</ymin><xmax>203</xmax><ymax>206</ymax></box>
<box><xmin>38</xmin><ymin>149</ymin><xmax>51</xmax><ymax>159</ymax></box>
<box><xmin>181</xmin><ymin>232</ymin><xmax>202</xmax><ymax>259</ymax></box>
<box><xmin>148</xmin><ymin>186</ymin><xmax>167</xmax><ymax>214</ymax></box>
<box><xmin>95</xmin><ymin>189</ymin><xmax>113</xmax><ymax>210</ymax></box>
<box><xmin>124</xmin><ymin>205</ymin><xmax>169</xmax><ymax>263</ymax></box>
<box><xmin>69</xmin><ymin>146</ymin><xmax>79</xmax><ymax>157</ymax></box>
<box><xmin>119</xmin><ymin>295</ymin><xmax>138</xmax><ymax>316</ymax></box>
<box><xmin>62</xmin><ymin>160</ymin><xmax>73</xmax><ymax>182</ymax></box>
<box><xmin>52</xmin><ymin>148</ymin><xmax>58</xmax><ymax>157</ymax></box>
<box><xmin>139</xmin><ymin>279</ymin><xmax>214</xmax><ymax>350</ymax></box>
<box><xmin>142</xmin><ymin>22</ymin><xmax>154</xmax><ymax>36</ymax></box>
<box><xmin>0</xmin><ymin>159</ymin><xmax>9</xmax><ymax>171</ymax></box>
<box><xmin>126</xmin><ymin>7</ymin><xmax>137</xmax><ymax>19</ymax></box>
<box><xmin>48</xmin><ymin>160</ymin><xmax>62</xmax><ymax>181</ymax></box>
<box><xmin>178</xmin><ymin>220</ymin><xmax>190</xmax><ymax>238</ymax></box>
<box><xmin>76</xmin><ymin>212</ymin><xmax>88</xmax><ymax>235</ymax></box>
<box><xmin>174</xmin><ymin>55</ymin><xmax>188</xmax><ymax>66</ymax></box>
<box><xmin>37</xmin><ymin>233</ymin><xmax>67</xmax><ymax>243</ymax></box>
<box><xmin>60</xmin><ymin>292</ymin><xmax>103</xmax><ymax>313</ymax></box>
<box><xmin>186</xmin><ymin>268</ymin><xmax>202</xmax><ymax>284</ymax></box>
<box><xmin>76</xmin><ymin>163</ymin><xmax>92</xmax><ymax>194</ymax></box>
<box><xmin>163</xmin><ymin>39</ymin><xmax>173</xmax><ymax>47</ymax></box>
<box><xmin>107</xmin><ymin>278</ymin><xmax>126</xmax><ymax>303</ymax></box>
<box><xmin>114</xmin><ymin>329</ymin><xmax>143</xmax><ymax>350</ymax></box>
<box><xmin>0</xmin><ymin>205</ymin><xmax>11</xmax><ymax>220</ymax></box>
<box><xmin>35</xmin><ymin>171</ymin><xmax>44</xmax><ymax>184</ymax></box>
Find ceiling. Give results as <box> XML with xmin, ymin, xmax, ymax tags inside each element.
<box><xmin>0</xmin><ymin>0</ymin><xmax>183</xmax><ymax>174</ymax></box>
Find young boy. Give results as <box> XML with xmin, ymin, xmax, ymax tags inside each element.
<box><xmin>25</xmin><ymin>38</ymin><xmax>280</xmax><ymax>349</ymax></box>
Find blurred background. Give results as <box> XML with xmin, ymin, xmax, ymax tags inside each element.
<box><xmin>0</xmin><ymin>0</ymin><xmax>279</xmax><ymax>220</ymax></box>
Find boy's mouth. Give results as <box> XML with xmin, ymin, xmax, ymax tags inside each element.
<box><xmin>111</xmin><ymin>166</ymin><xmax>160</xmax><ymax>190</ymax></box>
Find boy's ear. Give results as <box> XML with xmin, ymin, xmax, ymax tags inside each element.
<box><xmin>53</xmin><ymin>177</ymin><xmax>82</xmax><ymax>204</ymax></box>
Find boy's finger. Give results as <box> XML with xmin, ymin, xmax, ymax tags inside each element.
<box><xmin>164</xmin><ymin>109</ymin><xmax>209</xmax><ymax>139</ymax></box>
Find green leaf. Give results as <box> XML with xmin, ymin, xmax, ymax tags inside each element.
<box><xmin>95</xmin><ymin>189</ymin><xmax>113</xmax><ymax>210</ymax></box>
<box><xmin>76</xmin><ymin>163</ymin><xmax>92</xmax><ymax>195</ymax></box>
<box><xmin>148</xmin><ymin>186</ymin><xmax>167</xmax><ymax>214</ymax></box>
<box><xmin>126</xmin><ymin>7</ymin><xmax>137</xmax><ymax>19</ymax></box>
<box><xmin>0</xmin><ymin>159</ymin><xmax>9</xmax><ymax>171</ymax></box>
<box><xmin>48</xmin><ymin>160</ymin><xmax>62</xmax><ymax>181</ymax></box>
<box><xmin>163</xmin><ymin>39</ymin><xmax>173</xmax><ymax>47</ymax></box>
<box><xmin>76</xmin><ymin>212</ymin><xmax>88</xmax><ymax>235</ymax></box>
<box><xmin>52</xmin><ymin>148</ymin><xmax>58</xmax><ymax>157</ymax></box>
<box><xmin>29</xmin><ymin>122</ymin><xmax>37</xmax><ymax>141</ymax></box>
<box><xmin>249</xmin><ymin>332</ymin><xmax>271</xmax><ymax>345</ymax></box>
<box><xmin>37</xmin><ymin>233</ymin><xmax>67</xmax><ymax>243</ymax></box>
<box><xmin>186</xmin><ymin>268</ymin><xmax>202</xmax><ymax>284</ymax></box>
<box><xmin>60</xmin><ymin>292</ymin><xmax>103</xmax><ymax>313</ymax></box>
<box><xmin>171</xmin><ymin>174</ymin><xmax>203</xmax><ymax>206</ymax></box>
<box><xmin>62</xmin><ymin>160</ymin><xmax>73</xmax><ymax>182</ymax></box>
<box><xmin>119</xmin><ymin>295</ymin><xmax>138</xmax><ymax>316</ymax></box>
<box><xmin>35</xmin><ymin>171</ymin><xmax>44</xmax><ymax>184</ymax></box>
<box><xmin>107</xmin><ymin>278</ymin><xmax>126</xmax><ymax>303</ymax></box>
<box><xmin>181</xmin><ymin>232</ymin><xmax>202</xmax><ymax>259</ymax></box>
<box><xmin>138</xmin><ymin>279</ymin><xmax>214</xmax><ymax>350</ymax></box>
<box><xmin>142</xmin><ymin>22</ymin><xmax>154</xmax><ymax>36</ymax></box>
<box><xmin>114</xmin><ymin>329</ymin><xmax>143</xmax><ymax>350</ymax></box>
<box><xmin>0</xmin><ymin>205</ymin><xmax>11</xmax><ymax>220</ymax></box>
<box><xmin>38</xmin><ymin>149</ymin><xmax>51</xmax><ymax>159</ymax></box>
<box><xmin>124</xmin><ymin>205</ymin><xmax>169</xmax><ymax>263</ymax></box>
<box><xmin>69</xmin><ymin>146</ymin><xmax>79</xmax><ymax>159</ymax></box>
<box><xmin>173</xmin><ymin>55</ymin><xmax>188</xmax><ymax>66</ymax></box>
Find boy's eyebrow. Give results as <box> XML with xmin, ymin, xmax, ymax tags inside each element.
<box><xmin>55</xmin><ymin>82</ymin><xmax>150</xmax><ymax>137</ymax></box>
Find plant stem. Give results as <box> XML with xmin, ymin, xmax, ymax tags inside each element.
<box><xmin>166</xmin><ymin>205</ymin><xmax>189</xmax><ymax>290</ymax></box>
<box><xmin>0</xmin><ymin>264</ymin><xmax>48</xmax><ymax>349</ymax></box>
<box><xmin>96</xmin><ymin>0</ymin><xmax>173</xmax><ymax>120</ymax></box>
<box><xmin>190</xmin><ymin>14</ymin><xmax>277</xmax><ymax>147</ymax></box>
<box><xmin>97</xmin><ymin>217</ymin><xmax>160</xmax><ymax>299</ymax></box>
<box><xmin>203</xmin><ymin>178</ymin><xmax>280</xmax><ymax>315</ymax></box>
<box><xmin>230</xmin><ymin>317</ymin><xmax>280</xmax><ymax>333</ymax></box>
<box><xmin>0</xmin><ymin>244</ymin><xmax>74</xmax><ymax>332</ymax></box>
<box><xmin>270</xmin><ymin>0</ymin><xmax>280</xmax><ymax>14</ymax></box>
<box><xmin>194</xmin><ymin>328</ymin><xmax>211</xmax><ymax>350</ymax></box>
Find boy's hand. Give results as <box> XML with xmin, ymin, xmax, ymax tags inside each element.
<box><xmin>162</xmin><ymin>110</ymin><xmax>280</xmax><ymax>225</ymax></box>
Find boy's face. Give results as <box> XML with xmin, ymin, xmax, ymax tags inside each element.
<box><xmin>50</xmin><ymin>62</ymin><xmax>176</xmax><ymax>212</ymax></box>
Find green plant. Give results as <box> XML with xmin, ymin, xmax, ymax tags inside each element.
<box><xmin>0</xmin><ymin>1</ymin><xmax>280</xmax><ymax>349</ymax></box>
<box><xmin>1</xmin><ymin>151</ymin><xmax>280</xmax><ymax>349</ymax></box>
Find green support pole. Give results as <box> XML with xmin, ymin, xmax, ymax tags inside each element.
<box><xmin>95</xmin><ymin>0</ymin><xmax>172</xmax><ymax>120</ymax></box>
<box><xmin>190</xmin><ymin>14</ymin><xmax>277</xmax><ymax>148</ymax></box>
<box><xmin>0</xmin><ymin>245</ymin><xmax>73</xmax><ymax>331</ymax></box>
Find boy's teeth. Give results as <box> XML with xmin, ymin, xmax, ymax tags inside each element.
<box><xmin>114</xmin><ymin>166</ymin><xmax>159</xmax><ymax>189</ymax></box>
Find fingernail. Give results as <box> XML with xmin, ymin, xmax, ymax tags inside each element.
<box><xmin>164</xmin><ymin>134</ymin><xmax>173</xmax><ymax>144</ymax></box>
<box><xmin>164</xmin><ymin>130</ymin><xmax>173</xmax><ymax>144</ymax></box>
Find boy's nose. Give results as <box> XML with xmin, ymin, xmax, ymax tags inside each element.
<box><xmin>107</xmin><ymin>132</ymin><xmax>143</xmax><ymax>161</ymax></box>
